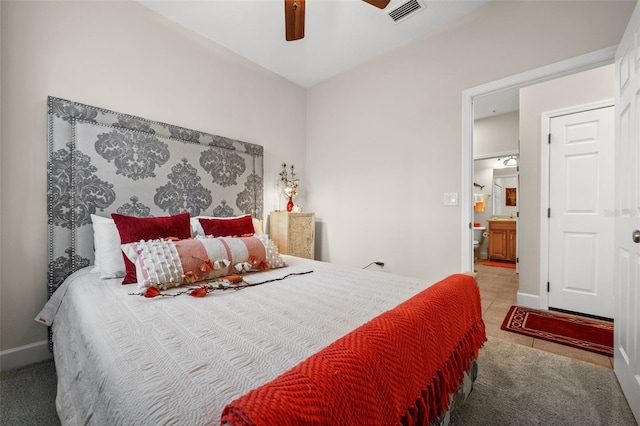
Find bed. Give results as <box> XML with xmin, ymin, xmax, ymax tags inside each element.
<box><xmin>38</xmin><ymin>97</ymin><xmax>486</xmax><ymax>425</ymax></box>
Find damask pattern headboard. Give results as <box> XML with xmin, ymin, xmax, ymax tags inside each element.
<box><xmin>47</xmin><ymin>96</ymin><xmax>264</xmax><ymax>299</ymax></box>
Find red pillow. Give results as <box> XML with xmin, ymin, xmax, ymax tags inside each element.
<box><xmin>111</xmin><ymin>212</ymin><xmax>191</xmax><ymax>284</ymax></box>
<box><xmin>198</xmin><ymin>215</ymin><xmax>255</xmax><ymax>237</ymax></box>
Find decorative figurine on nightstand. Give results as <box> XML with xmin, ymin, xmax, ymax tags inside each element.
<box><xmin>279</xmin><ymin>163</ymin><xmax>299</xmax><ymax>212</ymax></box>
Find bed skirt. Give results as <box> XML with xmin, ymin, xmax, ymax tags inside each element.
<box><xmin>432</xmin><ymin>358</ymin><xmax>477</xmax><ymax>426</ymax></box>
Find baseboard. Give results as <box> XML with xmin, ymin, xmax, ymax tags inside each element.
<box><xmin>516</xmin><ymin>292</ymin><xmax>540</xmax><ymax>310</ymax></box>
<box><xmin>0</xmin><ymin>340</ymin><xmax>52</xmax><ymax>372</ymax></box>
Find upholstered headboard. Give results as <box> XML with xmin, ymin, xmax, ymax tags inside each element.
<box><xmin>47</xmin><ymin>96</ymin><xmax>264</xmax><ymax>298</ymax></box>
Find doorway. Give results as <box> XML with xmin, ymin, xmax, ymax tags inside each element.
<box><xmin>462</xmin><ymin>46</ymin><xmax>617</xmax><ymax>307</ymax></box>
<box><xmin>472</xmin><ymin>156</ymin><xmax>519</xmax><ymax>264</ymax></box>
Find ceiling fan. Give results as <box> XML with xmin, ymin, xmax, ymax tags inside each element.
<box><xmin>285</xmin><ymin>0</ymin><xmax>391</xmax><ymax>41</ymax></box>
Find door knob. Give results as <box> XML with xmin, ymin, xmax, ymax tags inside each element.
<box><xmin>634</xmin><ymin>230</ymin><xmax>640</xmax><ymax>244</ymax></box>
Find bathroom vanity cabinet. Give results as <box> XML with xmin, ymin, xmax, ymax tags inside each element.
<box><xmin>488</xmin><ymin>220</ymin><xmax>517</xmax><ymax>262</ymax></box>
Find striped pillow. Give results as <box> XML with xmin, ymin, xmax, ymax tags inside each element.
<box><xmin>121</xmin><ymin>234</ymin><xmax>285</xmax><ymax>292</ymax></box>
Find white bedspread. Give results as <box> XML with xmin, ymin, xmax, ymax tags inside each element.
<box><xmin>38</xmin><ymin>256</ymin><xmax>435</xmax><ymax>425</ymax></box>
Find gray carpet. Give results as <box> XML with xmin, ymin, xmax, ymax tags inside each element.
<box><xmin>0</xmin><ymin>359</ymin><xmax>59</xmax><ymax>425</ymax></box>
<box><xmin>0</xmin><ymin>338</ymin><xmax>636</xmax><ymax>425</ymax></box>
<box><xmin>452</xmin><ymin>337</ymin><xmax>637</xmax><ymax>425</ymax></box>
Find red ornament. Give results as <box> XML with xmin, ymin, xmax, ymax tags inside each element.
<box><xmin>189</xmin><ymin>287</ymin><xmax>208</xmax><ymax>298</ymax></box>
<box><xmin>144</xmin><ymin>287</ymin><xmax>161</xmax><ymax>298</ymax></box>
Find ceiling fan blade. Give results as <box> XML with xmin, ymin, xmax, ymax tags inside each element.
<box><xmin>285</xmin><ymin>0</ymin><xmax>305</xmax><ymax>41</ymax></box>
<box><xmin>362</xmin><ymin>0</ymin><xmax>391</xmax><ymax>9</ymax></box>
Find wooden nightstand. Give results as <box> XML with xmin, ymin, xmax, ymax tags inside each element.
<box><xmin>269</xmin><ymin>211</ymin><xmax>315</xmax><ymax>259</ymax></box>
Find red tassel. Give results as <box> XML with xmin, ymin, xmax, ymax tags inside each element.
<box><xmin>401</xmin><ymin>319</ymin><xmax>487</xmax><ymax>424</ymax></box>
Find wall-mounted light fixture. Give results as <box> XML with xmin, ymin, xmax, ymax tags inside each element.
<box><xmin>502</xmin><ymin>156</ymin><xmax>518</xmax><ymax>167</ymax></box>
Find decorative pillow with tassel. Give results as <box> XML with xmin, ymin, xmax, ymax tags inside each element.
<box><xmin>121</xmin><ymin>235</ymin><xmax>286</xmax><ymax>293</ymax></box>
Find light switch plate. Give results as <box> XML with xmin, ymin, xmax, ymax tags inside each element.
<box><xmin>444</xmin><ymin>192</ymin><xmax>458</xmax><ymax>206</ymax></box>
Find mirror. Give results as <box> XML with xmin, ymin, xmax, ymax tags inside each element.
<box><xmin>492</xmin><ymin>166</ymin><xmax>518</xmax><ymax>216</ymax></box>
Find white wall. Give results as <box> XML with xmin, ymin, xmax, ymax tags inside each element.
<box><xmin>518</xmin><ymin>64</ymin><xmax>616</xmax><ymax>300</ymax></box>
<box><xmin>0</xmin><ymin>1</ymin><xmax>306</xmax><ymax>363</ymax></box>
<box><xmin>474</xmin><ymin>111</ymin><xmax>519</xmax><ymax>157</ymax></box>
<box><xmin>306</xmin><ymin>1</ymin><xmax>632</xmax><ymax>282</ymax></box>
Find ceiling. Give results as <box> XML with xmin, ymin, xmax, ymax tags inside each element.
<box><xmin>138</xmin><ymin>0</ymin><xmax>490</xmax><ymax>88</ymax></box>
<box><xmin>473</xmin><ymin>88</ymin><xmax>520</xmax><ymax>120</ymax></box>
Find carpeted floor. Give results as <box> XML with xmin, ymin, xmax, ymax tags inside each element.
<box><xmin>451</xmin><ymin>337</ymin><xmax>637</xmax><ymax>425</ymax></box>
<box><xmin>1</xmin><ymin>338</ymin><xmax>636</xmax><ymax>425</ymax></box>
<box><xmin>0</xmin><ymin>359</ymin><xmax>59</xmax><ymax>425</ymax></box>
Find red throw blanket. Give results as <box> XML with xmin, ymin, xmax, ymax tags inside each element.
<box><xmin>221</xmin><ymin>273</ymin><xmax>486</xmax><ymax>426</ymax></box>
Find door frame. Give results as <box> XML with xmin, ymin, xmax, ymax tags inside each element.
<box><xmin>539</xmin><ymin>100</ymin><xmax>615</xmax><ymax>311</ymax></box>
<box><xmin>461</xmin><ymin>46</ymin><xmax>617</xmax><ymax>278</ymax></box>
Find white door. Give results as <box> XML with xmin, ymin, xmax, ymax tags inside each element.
<box><xmin>614</xmin><ymin>3</ymin><xmax>640</xmax><ymax>421</ymax></box>
<box><xmin>548</xmin><ymin>107</ymin><xmax>615</xmax><ymax>319</ymax></box>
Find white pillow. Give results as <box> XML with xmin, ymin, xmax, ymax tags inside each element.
<box><xmin>190</xmin><ymin>215</ymin><xmax>263</xmax><ymax>237</ymax></box>
<box><xmin>91</xmin><ymin>214</ymin><xmax>125</xmax><ymax>279</ymax></box>
<box><xmin>253</xmin><ymin>218</ymin><xmax>264</xmax><ymax>234</ymax></box>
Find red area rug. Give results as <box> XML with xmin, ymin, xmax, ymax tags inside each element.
<box><xmin>501</xmin><ymin>306</ymin><xmax>613</xmax><ymax>356</ymax></box>
<box><xmin>483</xmin><ymin>260</ymin><xmax>516</xmax><ymax>269</ymax></box>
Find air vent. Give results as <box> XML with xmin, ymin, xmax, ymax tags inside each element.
<box><xmin>388</xmin><ymin>0</ymin><xmax>425</xmax><ymax>23</ymax></box>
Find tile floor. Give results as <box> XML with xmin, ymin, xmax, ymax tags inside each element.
<box><xmin>474</xmin><ymin>260</ymin><xmax>614</xmax><ymax>369</ymax></box>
